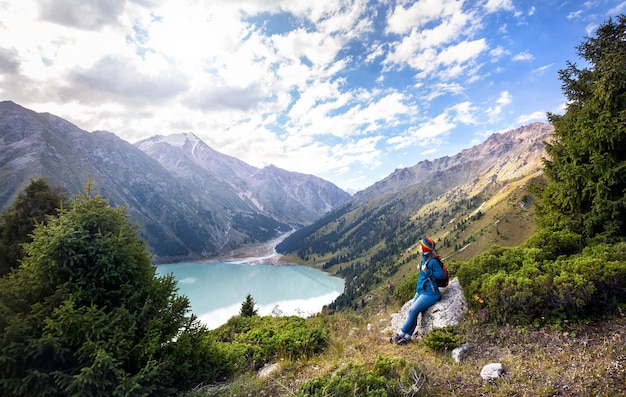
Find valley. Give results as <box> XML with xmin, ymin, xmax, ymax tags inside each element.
<box><xmin>214</xmin><ymin>231</ymin><xmax>296</xmax><ymax>265</ymax></box>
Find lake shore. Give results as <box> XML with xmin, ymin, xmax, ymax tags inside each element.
<box><xmin>214</xmin><ymin>232</ymin><xmax>296</xmax><ymax>265</ymax></box>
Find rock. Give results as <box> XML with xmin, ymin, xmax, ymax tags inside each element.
<box><xmin>367</xmin><ymin>323</ymin><xmax>373</xmax><ymax>332</ymax></box>
<box><xmin>452</xmin><ymin>343</ymin><xmax>472</xmax><ymax>363</ymax></box>
<box><xmin>390</xmin><ymin>277</ymin><xmax>468</xmax><ymax>337</ymax></box>
<box><xmin>258</xmin><ymin>362</ymin><xmax>280</xmax><ymax>378</ymax></box>
<box><xmin>480</xmin><ymin>363</ymin><xmax>505</xmax><ymax>381</ymax></box>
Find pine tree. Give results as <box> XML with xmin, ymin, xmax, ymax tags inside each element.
<box><xmin>240</xmin><ymin>293</ymin><xmax>258</xmax><ymax>317</ymax></box>
<box><xmin>537</xmin><ymin>14</ymin><xmax>626</xmax><ymax>240</ymax></box>
<box><xmin>0</xmin><ymin>182</ymin><xmax>214</xmax><ymax>396</ymax></box>
<box><xmin>0</xmin><ymin>178</ymin><xmax>67</xmax><ymax>276</ymax></box>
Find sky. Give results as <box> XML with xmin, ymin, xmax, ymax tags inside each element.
<box><xmin>1</xmin><ymin>1</ymin><xmax>625</xmax><ymax>193</ymax></box>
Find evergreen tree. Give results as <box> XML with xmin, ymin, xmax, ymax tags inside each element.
<box><xmin>537</xmin><ymin>14</ymin><xmax>626</xmax><ymax>240</ymax></box>
<box><xmin>0</xmin><ymin>178</ymin><xmax>67</xmax><ymax>276</ymax></box>
<box><xmin>0</xmin><ymin>183</ymin><xmax>214</xmax><ymax>396</ymax></box>
<box><xmin>240</xmin><ymin>293</ymin><xmax>258</xmax><ymax>317</ymax></box>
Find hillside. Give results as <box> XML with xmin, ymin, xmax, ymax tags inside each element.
<box><xmin>199</xmin><ymin>313</ymin><xmax>626</xmax><ymax>396</ymax></box>
<box><xmin>277</xmin><ymin>122</ymin><xmax>553</xmax><ymax>311</ymax></box>
<box><xmin>0</xmin><ymin>101</ymin><xmax>349</xmax><ymax>261</ymax></box>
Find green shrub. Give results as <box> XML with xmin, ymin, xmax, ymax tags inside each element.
<box><xmin>549</xmin><ymin>243</ymin><xmax>626</xmax><ymax>319</ymax></box>
<box><xmin>458</xmin><ymin>230</ymin><xmax>626</xmax><ymax>326</ymax></box>
<box><xmin>207</xmin><ymin>315</ymin><xmax>329</xmax><ymax>375</ymax></box>
<box><xmin>421</xmin><ymin>326</ymin><xmax>465</xmax><ymax>351</ymax></box>
<box><xmin>523</xmin><ymin>229</ymin><xmax>584</xmax><ymax>259</ymax></box>
<box><xmin>295</xmin><ymin>356</ymin><xmax>427</xmax><ymax>397</ymax></box>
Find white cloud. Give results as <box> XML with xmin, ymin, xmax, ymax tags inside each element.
<box><xmin>567</xmin><ymin>10</ymin><xmax>584</xmax><ymax>21</ymax></box>
<box><xmin>273</xmin><ymin>28</ymin><xmax>343</xmax><ymax>67</ymax></box>
<box><xmin>422</xmin><ymin>83</ymin><xmax>465</xmax><ymax>101</ymax></box>
<box><xmin>512</xmin><ymin>51</ymin><xmax>534</xmax><ymax>61</ymax></box>
<box><xmin>386</xmin><ymin>112</ymin><xmax>454</xmax><ymax>150</ymax></box>
<box><xmin>490</xmin><ymin>46</ymin><xmax>510</xmax><ymax>60</ymax></box>
<box><xmin>450</xmin><ymin>101</ymin><xmax>478</xmax><ymax>125</ymax></box>
<box><xmin>486</xmin><ymin>91</ymin><xmax>512</xmax><ymax>120</ymax></box>
<box><xmin>533</xmin><ymin>64</ymin><xmax>553</xmax><ymax>74</ymax></box>
<box><xmin>516</xmin><ymin>111</ymin><xmax>547</xmax><ymax>125</ymax></box>
<box><xmin>382</xmin><ymin>2</ymin><xmax>488</xmax><ymax>84</ymax></box>
<box><xmin>608</xmin><ymin>2</ymin><xmax>626</xmax><ymax>15</ymax></box>
<box><xmin>411</xmin><ymin>39</ymin><xmax>488</xmax><ymax>80</ymax></box>
<box><xmin>385</xmin><ymin>0</ymin><xmax>465</xmax><ymax>35</ymax></box>
<box><xmin>64</xmin><ymin>53</ymin><xmax>189</xmax><ymax>104</ymax></box>
<box><xmin>483</xmin><ymin>0</ymin><xmax>515</xmax><ymax>13</ymax></box>
<box><xmin>38</xmin><ymin>0</ymin><xmax>127</xmax><ymax>30</ymax></box>
<box><xmin>1</xmin><ymin>0</ymin><xmax>618</xmax><ymax>192</ymax></box>
<box><xmin>287</xmin><ymin>86</ymin><xmax>415</xmax><ymax>140</ymax></box>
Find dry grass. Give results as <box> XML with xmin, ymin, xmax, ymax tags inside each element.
<box><xmin>219</xmin><ymin>311</ymin><xmax>626</xmax><ymax>397</ymax></box>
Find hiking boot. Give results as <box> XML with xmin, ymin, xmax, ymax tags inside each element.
<box><xmin>390</xmin><ymin>333</ymin><xmax>410</xmax><ymax>345</ymax></box>
<box><xmin>395</xmin><ymin>335</ymin><xmax>411</xmax><ymax>345</ymax></box>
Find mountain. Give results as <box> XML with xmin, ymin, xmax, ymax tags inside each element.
<box><xmin>135</xmin><ymin>133</ymin><xmax>350</xmax><ymax>227</ymax></box>
<box><xmin>0</xmin><ymin>101</ymin><xmax>349</xmax><ymax>261</ymax></box>
<box><xmin>276</xmin><ymin>122</ymin><xmax>553</xmax><ymax>310</ymax></box>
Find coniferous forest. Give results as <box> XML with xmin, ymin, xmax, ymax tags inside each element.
<box><xmin>1</xmin><ymin>14</ymin><xmax>626</xmax><ymax>397</ymax></box>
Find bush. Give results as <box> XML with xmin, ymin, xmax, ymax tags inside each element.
<box><xmin>207</xmin><ymin>315</ymin><xmax>330</xmax><ymax>374</ymax></box>
<box><xmin>458</xmin><ymin>230</ymin><xmax>626</xmax><ymax>326</ymax></box>
<box><xmin>421</xmin><ymin>326</ymin><xmax>465</xmax><ymax>351</ymax></box>
<box><xmin>523</xmin><ymin>229</ymin><xmax>584</xmax><ymax>259</ymax></box>
<box><xmin>295</xmin><ymin>356</ymin><xmax>427</xmax><ymax>397</ymax></box>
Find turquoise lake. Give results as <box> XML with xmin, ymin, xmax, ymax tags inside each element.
<box><xmin>155</xmin><ymin>260</ymin><xmax>345</xmax><ymax>329</ymax></box>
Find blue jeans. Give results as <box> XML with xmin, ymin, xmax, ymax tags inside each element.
<box><xmin>401</xmin><ymin>293</ymin><xmax>440</xmax><ymax>336</ymax></box>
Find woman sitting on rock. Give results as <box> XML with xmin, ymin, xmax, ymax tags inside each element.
<box><xmin>390</xmin><ymin>237</ymin><xmax>445</xmax><ymax>345</ymax></box>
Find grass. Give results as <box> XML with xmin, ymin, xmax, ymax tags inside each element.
<box><xmin>192</xmin><ymin>310</ymin><xmax>626</xmax><ymax>396</ymax></box>
<box><xmin>424</xmin><ymin>173</ymin><xmax>542</xmax><ymax>263</ymax></box>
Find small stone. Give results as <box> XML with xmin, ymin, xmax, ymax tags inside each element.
<box><xmin>258</xmin><ymin>362</ymin><xmax>280</xmax><ymax>378</ymax></box>
<box><xmin>480</xmin><ymin>363</ymin><xmax>505</xmax><ymax>381</ymax></box>
<box><xmin>452</xmin><ymin>343</ymin><xmax>471</xmax><ymax>363</ymax></box>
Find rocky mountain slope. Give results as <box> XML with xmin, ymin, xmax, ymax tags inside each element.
<box><xmin>135</xmin><ymin>133</ymin><xmax>349</xmax><ymax>226</ymax></box>
<box><xmin>0</xmin><ymin>101</ymin><xmax>349</xmax><ymax>261</ymax></box>
<box><xmin>276</xmin><ymin>122</ymin><xmax>553</xmax><ymax>310</ymax></box>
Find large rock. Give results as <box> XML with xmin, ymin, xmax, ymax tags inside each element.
<box><xmin>390</xmin><ymin>277</ymin><xmax>467</xmax><ymax>337</ymax></box>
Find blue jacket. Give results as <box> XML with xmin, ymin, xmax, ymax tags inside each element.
<box><xmin>416</xmin><ymin>253</ymin><xmax>444</xmax><ymax>296</ymax></box>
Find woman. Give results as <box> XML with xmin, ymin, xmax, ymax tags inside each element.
<box><xmin>390</xmin><ymin>236</ymin><xmax>444</xmax><ymax>345</ymax></box>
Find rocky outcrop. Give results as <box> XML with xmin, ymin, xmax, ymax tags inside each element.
<box><xmin>390</xmin><ymin>277</ymin><xmax>468</xmax><ymax>337</ymax></box>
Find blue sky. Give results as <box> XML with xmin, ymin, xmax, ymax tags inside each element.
<box><xmin>1</xmin><ymin>0</ymin><xmax>624</xmax><ymax>192</ymax></box>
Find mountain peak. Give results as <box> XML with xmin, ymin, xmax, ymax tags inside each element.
<box><xmin>164</xmin><ymin>133</ymin><xmax>194</xmax><ymax>147</ymax></box>
<box><xmin>1</xmin><ymin>102</ymin><xmax>350</xmax><ymax>261</ymax></box>
<box><xmin>139</xmin><ymin>132</ymin><xmax>200</xmax><ymax>148</ymax></box>
<box><xmin>136</xmin><ymin>133</ymin><xmax>351</xmax><ymax>227</ymax></box>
